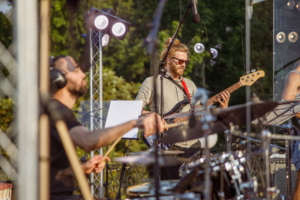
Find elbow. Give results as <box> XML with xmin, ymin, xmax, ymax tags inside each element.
<box><xmin>79</xmin><ymin>138</ymin><xmax>97</xmax><ymax>152</ymax></box>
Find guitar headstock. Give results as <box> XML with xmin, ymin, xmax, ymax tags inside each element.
<box><xmin>240</xmin><ymin>70</ymin><xmax>265</xmax><ymax>86</ymax></box>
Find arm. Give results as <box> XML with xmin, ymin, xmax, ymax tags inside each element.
<box><xmin>70</xmin><ymin>113</ymin><xmax>164</xmax><ymax>152</ymax></box>
<box><xmin>281</xmin><ymin>72</ymin><xmax>300</xmax><ymax>100</ymax></box>
<box><xmin>135</xmin><ymin>77</ymin><xmax>154</xmax><ymax>113</ymax></box>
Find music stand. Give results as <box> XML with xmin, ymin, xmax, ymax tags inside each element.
<box><xmin>104</xmin><ymin>100</ymin><xmax>143</xmax><ymax>198</ymax></box>
<box><xmin>252</xmin><ymin>102</ymin><xmax>300</xmax><ymax>125</ymax></box>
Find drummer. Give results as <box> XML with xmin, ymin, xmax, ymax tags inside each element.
<box><xmin>136</xmin><ymin>38</ymin><xmax>230</xmax><ymax>180</ymax></box>
<box><xmin>281</xmin><ymin>61</ymin><xmax>300</xmax><ymax>200</ymax></box>
<box><xmin>48</xmin><ymin>55</ymin><xmax>165</xmax><ymax>200</ymax></box>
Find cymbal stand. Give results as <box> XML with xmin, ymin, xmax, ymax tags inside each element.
<box><xmin>224</xmin><ymin>124</ymin><xmax>234</xmax><ymax>153</ymax></box>
<box><xmin>193</xmin><ymin>88</ymin><xmax>214</xmax><ymax>200</ymax></box>
<box><xmin>115</xmin><ymin>140</ymin><xmax>132</xmax><ymax>199</ymax></box>
<box><xmin>262</xmin><ymin>129</ymin><xmax>272</xmax><ymax>200</ymax></box>
<box><xmin>285</xmin><ymin>122</ymin><xmax>293</xmax><ymax>199</ymax></box>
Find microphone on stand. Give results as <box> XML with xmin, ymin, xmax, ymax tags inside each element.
<box><xmin>191</xmin><ymin>0</ymin><xmax>201</xmax><ymax>23</ymax></box>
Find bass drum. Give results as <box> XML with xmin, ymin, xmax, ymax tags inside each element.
<box><xmin>178</xmin><ymin>151</ymin><xmax>257</xmax><ymax>199</ymax></box>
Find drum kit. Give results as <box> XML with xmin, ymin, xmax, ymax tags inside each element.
<box><xmin>112</xmin><ymin>98</ymin><xmax>300</xmax><ymax>200</ymax></box>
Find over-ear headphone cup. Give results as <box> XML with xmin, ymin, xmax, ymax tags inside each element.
<box><xmin>50</xmin><ymin>69</ymin><xmax>67</xmax><ymax>93</ymax></box>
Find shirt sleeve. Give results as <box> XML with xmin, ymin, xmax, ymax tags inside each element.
<box><xmin>135</xmin><ymin>77</ymin><xmax>154</xmax><ymax>109</ymax></box>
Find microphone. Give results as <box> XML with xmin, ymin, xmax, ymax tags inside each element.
<box><xmin>191</xmin><ymin>0</ymin><xmax>201</xmax><ymax>23</ymax></box>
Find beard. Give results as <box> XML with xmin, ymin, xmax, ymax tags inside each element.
<box><xmin>170</xmin><ymin>63</ymin><xmax>184</xmax><ymax>76</ymax></box>
<box><xmin>67</xmin><ymin>79</ymin><xmax>87</xmax><ymax>98</ymax></box>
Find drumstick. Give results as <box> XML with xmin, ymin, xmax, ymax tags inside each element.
<box><xmin>102</xmin><ymin>136</ymin><xmax>122</xmax><ymax>159</ymax></box>
<box><xmin>164</xmin><ymin>121</ymin><xmax>188</xmax><ymax>129</ymax></box>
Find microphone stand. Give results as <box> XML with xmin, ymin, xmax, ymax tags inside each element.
<box><xmin>156</xmin><ymin>0</ymin><xmax>195</xmax><ymax>148</ymax></box>
<box><xmin>144</xmin><ymin>1</ymin><xmax>196</xmax><ymax>199</ymax></box>
<box><xmin>144</xmin><ymin>1</ymin><xmax>168</xmax><ymax>199</ymax></box>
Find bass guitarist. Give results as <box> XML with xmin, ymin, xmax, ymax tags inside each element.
<box><xmin>136</xmin><ymin>38</ymin><xmax>230</xmax><ymax>180</ymax></box>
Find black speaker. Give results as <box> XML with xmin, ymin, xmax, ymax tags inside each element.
<box><xmin>49</xmin><ymin>56</ymin><xmax>67</xmax><ymax>93</ymax></box>
<box><xmin>273</xmin><ymin>0</ymin><xmax>300</xmax><ymax>100</ymax></box>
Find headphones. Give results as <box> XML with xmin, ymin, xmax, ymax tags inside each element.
<box><xmin>49</xmin><ymin>56</ymin><xmax>68</xmax><ymax>94</ymax></box>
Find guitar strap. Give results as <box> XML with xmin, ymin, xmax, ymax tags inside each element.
<box><xmin>164</xmin><ymin>76</ymin><xmax>191</xmax><ymax>100</ymax></box>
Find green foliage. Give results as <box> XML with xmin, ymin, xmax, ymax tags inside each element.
<box><xmin>0</xmin><ymin>12</ymin><xmax>12</xmax><ymax>48</ymax></box>
<box><xmin>0</xmin><ymin>98</ymin><xmax>13</xmax><ymax>132</ymax></box>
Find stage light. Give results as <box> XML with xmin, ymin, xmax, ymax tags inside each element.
<box><xmin>210</xmin><ymin>48</ymin><xmax>218</xmax><ymax>59</ymax></box>
<box><xmin>194</xmin><ymin>43</ymin><xmax>205</xmax><ymax>53</ymax></box>
<box><xmin>80</xmin><ymin>33</ymin><xmax>110</xmax><ymax>47</ymax></box>
<box><xmin>287</xmin><ymin>0</ymin><xmax>295</xmax><ymax>9</ymax></box>
<box><xmin>111</xmin><ymin>22</ymin><xmax>126</xmax><ymax>37</ymax></box>
<box><xmin>94</xmin><ymin>15</ymin><xmax>109</xmax><ymax>30</ymax></box>
<box><xmin>102</xmin><ymin>34</ymin><xmax>110</xmax><ymax>46</ymax></box>
<box><xmin>85</xmin><ymin>7</ymin><xmax>131</xmax><ymax>40</ymax></box>
<box><xmin>276</xmin><ymin>32</ymin><xmax>286</xmax><ymax>43</ymax></box>
<box><xmin>296</xmin><ymin>1</ymin><xmax>300</xmax><ymax>11</ymax></box>
<box><xmin>288</xmin><ymin>31</ymin><xmax>298</xmax><ymax>43</ymax></box>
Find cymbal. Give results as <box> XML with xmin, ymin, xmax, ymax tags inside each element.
<box><xmin>113</xmin><ymin>154</ymin><xmax>189</xmax><ymax>167</ymax></box>
<box><xmin>161</xmin><ymin>101</ymin><xmax>279</xmax><ymax>145</ymax></box>
<box><xmin>212</xmin><ymin>101</ymin><xmax>279</xmax><ymax>126</ymax></box>
<box><xmin>128</xmin><ymin>150</ymin><xmax>184</xmax><ymax>156</ymax></box>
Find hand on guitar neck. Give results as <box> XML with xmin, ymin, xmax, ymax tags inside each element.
<box><xmin>215</xmin><ymin>91</ymin><xmax>230</xmax><ymax>108</ymax></box>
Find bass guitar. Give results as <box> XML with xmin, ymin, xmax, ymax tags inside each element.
<box><xmin>143</xmin><ymin>70</ymin><xmax>265</xmax><ymax>148</ymax></box>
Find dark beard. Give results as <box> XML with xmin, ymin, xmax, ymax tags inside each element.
<box><xmin>68</xmin><ymin>85</ymin><xmax>87</xmax><ymax>99</ymax></box>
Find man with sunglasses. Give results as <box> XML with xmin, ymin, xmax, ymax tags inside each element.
<box><xmin>136</xmin><ymin>38</ymin><xmax>230</xmax><ymax>180</ymax></box>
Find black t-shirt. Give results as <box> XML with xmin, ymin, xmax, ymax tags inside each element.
<box><xmin>49</xmin><ymin>99</ymin><xmax>81</xmax><ymax>197</ymax></box>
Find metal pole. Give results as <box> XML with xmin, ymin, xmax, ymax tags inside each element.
<box><xmin>16</xmin><ymin>0</ymin><xmax>39</xmax><ymax>199</ymax></box>
<box><xmin>89</xmin><ymin>28</ymin><xmax>95</xmax><ymax>194</ymax></box>
<box><xmin>98</xmin><ymin>31</ymin><xmax>104</xmax><ymax>198</ymax></box>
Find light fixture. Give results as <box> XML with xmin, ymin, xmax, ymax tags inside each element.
<box><xmin>102</xmin><ymin>34</ymin><xmax>110</xmax><ymax>46</ymax></box>
<box><xmin>85</xmin><ymin>7</ymin><xmax>131</xmax><ymax>40</ymax></box>
<box><xmin>296</xmin><ymin>1</ymin><xmax>300</xmax><ymax>11</ymax></box>
<box><xmin>80</xmin><ymin>33</ymin><xmax>110</xmax><ymax>47</ymax></box>
<box><xmin>194</xmin><ymin>43</ymin><xmax>205</xmax><ymax>53</ymax></box>
<box><xmin>288</xmin><ymin>31</ymin><xmax>298</xmax><ymax>43</ymax></box>
<box><xmin>94</xmin><ymin>15</ymin><xmax>109</xmax><ymax>30</ymax></box>
<box><xmin>276</xmin><ymin>32</ymin><xmax>286</xmax><ymax>43</ymax></box>
<box><xmin>210</xmin><ymin>48</ymin><xmax>218</xmax><ymax>59</ymax></box>
<box><xmin>287</xmin><ymin>0</ymin><xmax>295</xmax><ymax>9</ymax></box>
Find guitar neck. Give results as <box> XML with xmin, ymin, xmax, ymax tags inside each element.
<box><xmin>197</xmin><ymin>82</ymin><xmax>242</xmax><ymax>108</ymax></box>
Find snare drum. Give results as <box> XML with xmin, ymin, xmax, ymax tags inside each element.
<box><xmin>126</xmin><ymin>180</ymin><xmax>178</xmax><ymax>198</ymax></box>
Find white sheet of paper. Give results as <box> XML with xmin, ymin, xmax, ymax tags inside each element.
<box><xmin>105</xmin><ymin>100</ymin><xmax>143</xmax><ymax>139</ymax></box>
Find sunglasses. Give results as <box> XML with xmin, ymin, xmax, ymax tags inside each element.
<box><xmin>171</xmin><ymin>57</ymin><xmax>190</xmax><ymax>65</ymax></box>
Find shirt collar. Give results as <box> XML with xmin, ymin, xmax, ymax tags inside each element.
<box><xmin>164</xmin><ymin>71</ymin><xmax>183</xmax><ymax>81</ymax></box>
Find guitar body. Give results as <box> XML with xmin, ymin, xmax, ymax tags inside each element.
<box><xmin>142</xmin><ymin>70</ymin><xmax>265</xmax><ymax>149</ymax></box>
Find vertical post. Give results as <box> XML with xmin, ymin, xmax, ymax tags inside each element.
<box><xmin>245</xmin><ymin>0</ymin><xmax>251</xmax><ymax>134</ymax></box>
<box><xmin>89</xmin><ymin>29</ymin><xmax>104</xmax><ymax>198</ymax></box>
<box><xmin>39</xmin><ymin>0</ymin><xmax>50</xmax><ymax>199</ymax></box>
<box><xmin>16</xmin><ymin>0</ymin><xmax>39</xmax><ymax>199</ymax></box>
<box><xmin>98</xmin><ymin>31</ymin><xmax>104</xmax><ymax>198</ymax></box>
<box><xmin>89</xmin><ymin>28</ymin><xmax>95</xmax><ymax>194</ymax></box>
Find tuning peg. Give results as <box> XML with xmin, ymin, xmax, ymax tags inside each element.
<box><xmin>251</xmin><ymin>69</ymin><xmax>256</xmax><ymax>73</ymax></box>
